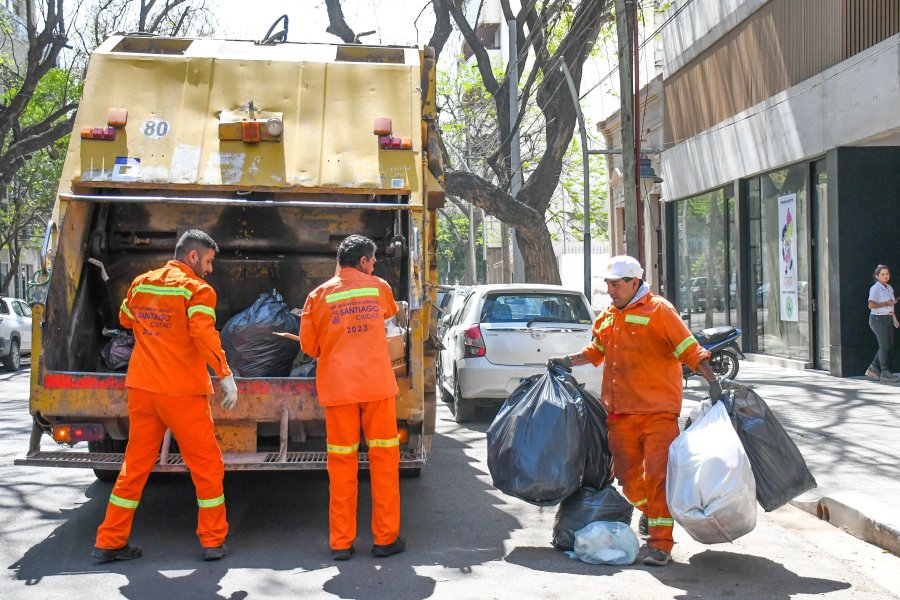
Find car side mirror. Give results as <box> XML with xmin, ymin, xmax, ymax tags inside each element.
<box><xmin>681</xmin><ymin>313</ymin><xmax>690</xmax><ymax>321</ymax></box>
<box><xmin>442</xmin><ymin>314</ymin><xmax>451</xmax><ymax>325</ymax></box>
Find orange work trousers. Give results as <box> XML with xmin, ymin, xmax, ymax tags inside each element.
<box><xmin>607</xmin><ymin>412</ymin><xmax>679</xmax><ymax>553</ymax></box>
<box><xmin>95</xmin><ymin>388</ymin><xmax>227</xmax><ymax>550</ymax></box>
<box><xmin>325</xmin><ymin>396</ymin><xmax>400</xmax><ymax>550</ymax></box>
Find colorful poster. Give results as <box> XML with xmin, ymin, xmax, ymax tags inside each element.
<box><xmin>778</xmin><ymin>194</ymin><xmax>799</xmax><ymax>322</ymax></box>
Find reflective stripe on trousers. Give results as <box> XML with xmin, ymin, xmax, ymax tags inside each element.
<box><xmin>325</xmin><ymin>397</ymin><xmax>400</xmax><ymax>550</ymax></box>
<box><xmin>95</xmin><ymin>388</ymin><xmax>228</xmax><ymax>550</ymax></box>
<box><xmin>607</xmin><ymin>412</ymin><xmax>680</xmax><ymax>553</ymax></box>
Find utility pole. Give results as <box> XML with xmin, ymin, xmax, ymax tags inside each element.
<box><xmin>508</xmin><ymin>19</ymin><xmax>525</xmax><ymax>282</ymax></box>
<box><xmin>615</xmin><ymin>0</ymin><xmax>638</xmax><ymax>260</ymax></box>
<box><xmin>560</xmin><ymin>60</ymin><xmax>592</xmax><ymax>299</ymax></box>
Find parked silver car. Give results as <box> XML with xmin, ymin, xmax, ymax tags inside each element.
<box><xmin>437</xmin><ymin>284</ymin><xmax>603</xmax><ymax>422</ymax></box>
<box><xmin>436</xmin><ymin>284</ymin><xmax>473</xmax><ymax>339</ymax></box>
<box><xmin>0</xmin><ymin>297</ymin><xmax>32</xmax><ymax>371</ymax></box>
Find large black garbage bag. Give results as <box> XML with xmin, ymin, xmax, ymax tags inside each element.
<box><xmin>581</xmin><ymin>389</ymin><xmax>614</xmax><ymax>489</ymax></box>
<box><xmin>487</xmin><ymin>365</ymin><xmax>586</xmax><ymax>506</ymax></box>
<box><xmin>100</xmin><ymin>333</ymin><xmax>135</xmax><ymax>371</ymax></box>
<box><xmin>552</xmin><ymin>486</ymin><xmax>634</xmax><ymax>551</ymax></box>
<box><xmin>221</xmin><ymin>290</ymin><xmax>299</xmax><ymax>377</ymax></box>
<box><xmin>725</xmin><ymin>385</ymin><xmax>817</xmax><ymax>511</ymax></box>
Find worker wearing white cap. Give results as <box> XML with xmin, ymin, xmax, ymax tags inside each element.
<box><xmin>549</xmin><ymin>255</ymin><xmax>719</xmax><ymax>566</ymax></box>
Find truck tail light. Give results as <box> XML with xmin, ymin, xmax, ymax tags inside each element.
<box><xmin>52</xmin><ymin>423</ymin><xmax>105</xmax><ymax>444</ymax></box>
<box><xmin>463</xmin><ymin>325</ymin><xmax>486</xmax><ymax>358</ymax></box>
<box><xmin>373</xmin><ymin>117</ymin><xmax>392</xmax><ymax>135</ymax></box>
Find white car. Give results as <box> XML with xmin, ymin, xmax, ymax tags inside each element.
<box><xmin>0</xmin><ymin>297</ymin><xmax>32</xmax><ymax>371</ymax></box>
<box><xmin>437</xmin><ymin>284</ymin><xmax>603</xmax><ymax>422</ymax></box>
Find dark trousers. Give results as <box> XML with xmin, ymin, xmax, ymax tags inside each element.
<box><xmin>869</xmin><ymin>314</ymin><xmax>895</xmax><ymax>374</ymax></box>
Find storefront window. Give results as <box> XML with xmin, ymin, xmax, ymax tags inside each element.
<box><xmin>673</xmin><ymin>186</ymin><xmax>735</xmax><ymax>331</ymax></box>
<box><xmin>747</xmin><ymin>162</ymin><xmax>810</xmax><ymax>361</ymax></box>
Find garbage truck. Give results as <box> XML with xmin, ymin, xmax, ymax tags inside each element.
<box><xmin>15</xmin><ymin>34</ymin><xmax>444</xmax><ymax>478</ymax></box>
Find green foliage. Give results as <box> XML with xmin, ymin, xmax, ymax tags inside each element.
<box><xmin>437</xmin><ymin>206</ymin><xmax>485</xmax><ymax>285</ymax></box>
<box><xmin>548</xmin><ymin>135</ymin><xmax>609</xmax><ymax>242</ymax></box>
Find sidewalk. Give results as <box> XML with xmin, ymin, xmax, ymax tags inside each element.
<box><xmin>682</xmin><ymin>360</ymin><xmax>900</xmax><ymax>556</ymax></box>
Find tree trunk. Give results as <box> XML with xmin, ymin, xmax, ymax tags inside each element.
<box><xmin>464</xmin><ymin>203</ymin><xmax>476</xmax><ymax>285</ymax></box>
<box><xmin>516</xmin><ymin>224</ymin><xmax>561</xmax><ymax>285</ymax></box>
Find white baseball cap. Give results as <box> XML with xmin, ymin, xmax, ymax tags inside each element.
<box><xmin>603</xmin><ymin>255</ymin><xmax>644</xmax><ymax>280</ymax></box>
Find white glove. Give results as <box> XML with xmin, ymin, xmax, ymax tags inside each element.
<box><xmin>221</xmin><ymin>375</ymin><xmax>238</xmax><ymax>410</ymax></box>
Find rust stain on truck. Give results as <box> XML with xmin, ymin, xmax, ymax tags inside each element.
<box><xmin>17</xmin><ymin>35</ymin><xmax>444</xmax><ymax>477</ymax></box>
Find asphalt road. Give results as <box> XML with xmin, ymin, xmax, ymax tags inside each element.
<box><xmin>2</xmin><ymin>367</ymin><xmax>899</xmax><ymax>600</ymax></box>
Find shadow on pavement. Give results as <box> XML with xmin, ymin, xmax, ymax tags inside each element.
<box><xmin>8</xmin><ymin>430</ymin><xmax>519</xmax><ymax>600</ymax></box>
<box><xmin>668</xmin><ymin>550</ymin><xmax>851</xmax><ymax>600</ymax></box>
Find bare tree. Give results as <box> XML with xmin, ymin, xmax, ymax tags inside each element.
<box><xmin>324</xmin><ymin>0</ymin><xmax>613</xmax><ymax>283</ymax></box>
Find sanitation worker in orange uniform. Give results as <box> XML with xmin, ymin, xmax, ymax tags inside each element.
<box><xmin>300</xmin><ymin>234</ymin><xmax>404</xmax><ymax>561</ymax></box>
<box><xmin>92</xmin><ymin>229</ymin><xmax>238</xmax><ymax>563</ymax></box>
<box><xmin>549</xmin><ymin>255</ymin><xmax>720</xmax><ymax>567</ymax></box>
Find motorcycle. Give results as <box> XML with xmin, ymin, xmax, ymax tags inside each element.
<box><xmin>683</xmin><ymin>325</ymin><xmax>745</xmax><ymax>381</ymax></box>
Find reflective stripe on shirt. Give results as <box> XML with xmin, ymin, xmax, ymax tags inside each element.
<box><xmin>120</xmin><ymin>299</ymin><xmax>134</xmax><ymax>320</ymax></box>
<box><xmin>188</xmin><ymin>305</ymin><xmax>216</xmax><ymax>321</ymax></box>
<box><xmin>326</xmin><ymin>288</ymin><xmax>380</xmax><ymax>303</ymax></box>
<box><xmin>133</xmin><ymin>283</ymin><xmax>194</xmax><ymax>299</ymax></box>
<box><xmin>673</xmin><ymin>335</ymin><xmax>698</xmax><ymax>358</ymax></box>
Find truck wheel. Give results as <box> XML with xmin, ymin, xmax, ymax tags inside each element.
<box><xmin>453</xmin><ymin>374</ymin><xmax>475</xmax><ymax>423</ymax></box>
<box><xmin>89</xmin><ymin>436</ymin><xmax>125</xmax><ymax>482</ymax></box>
<box><xmin>2</xmin><ymin>340</ymin><xmax>20</xmax><ymax>371</ymax></box>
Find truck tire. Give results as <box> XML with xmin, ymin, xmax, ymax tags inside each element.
<box><xmin>88</xmin><ymin>436</ymin><xmax>126</xmax><ymax>482</ymax></box>
<box><xmin>2</xmin><ymin>339</ymin><xmax>20</xmax><ymax>372</ymax></box>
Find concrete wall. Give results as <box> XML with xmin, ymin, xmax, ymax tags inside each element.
<box><xmin>661</xmin><ymin>33</ymin><xmax>900</xmax><ymax>201</ymax></box>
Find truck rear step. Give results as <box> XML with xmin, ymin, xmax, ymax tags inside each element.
<box><xmin>15</xmin><ymin>449</ymin><xmax>425</xmax><ymax>472</ymax></box>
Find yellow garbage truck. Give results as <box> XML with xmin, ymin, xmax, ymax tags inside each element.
<box><xmin>16</xmin><ymin>35</ymin><xmax>444</xmax><ymax>478</ymax></box>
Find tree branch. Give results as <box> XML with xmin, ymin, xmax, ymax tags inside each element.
<box><xmin>323</xmin><ymin>0</ymin><xmax>357</xmax><ymax>43</ymax></box>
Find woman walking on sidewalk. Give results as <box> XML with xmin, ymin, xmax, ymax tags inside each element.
<box><xmin>866</xmin><ymin>264</ymin><xmax>899</xmax><ymax>383</ymax></box>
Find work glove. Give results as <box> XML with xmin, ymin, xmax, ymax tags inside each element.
<box><xmin>547</xmin><ymin>355</ymin><xmax>573</xmax><ymax>372</ymax></box>
<box><xmin>708</xmin><ymin>378</ymin><xmax>723</xmax><ymax>403</ymax></box>
<box><xmin>221</xmin><ymin>375</ymin><xmax>238</xmax><ymax>410</ymax></box>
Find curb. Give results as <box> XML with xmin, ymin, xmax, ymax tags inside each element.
<box><xmin>791</xmin><ymin>492</ymin><xmax>900</xmax><ymax>557</ymax></box>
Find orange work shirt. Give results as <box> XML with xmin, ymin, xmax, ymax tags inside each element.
<box><xmin>120</xmin><ymin>260</ymin><xmax>231</xmax><ymax>396</ymax></box>
<box><xmin>300</xmin><ymin>267</ymin><xmax>399</xmax><ymax>406</ymax></box>
<box><xmin>581</xmin><ymin>291</ymin><xmax>709</xmax><ymax>415</ymax></box>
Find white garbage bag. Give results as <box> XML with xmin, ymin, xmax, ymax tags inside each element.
<box><xmin>667</xmin><ymin>401</ymin><xmax>757</xmax><ymax>544</ymax></box>
<box><xmin>565</xmin><ymin>521</ymin><xmax>639</xmax><ymax>565</ymax></box>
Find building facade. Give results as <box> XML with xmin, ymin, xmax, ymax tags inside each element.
<box><xmin>659</xmin><ymin>0</ymin><xmax>899</xmax><ymax>376</ymax></box>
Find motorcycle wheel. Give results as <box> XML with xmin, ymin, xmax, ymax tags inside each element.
<box><xmin>710</xmin><ymin>348</ymin><xmax>740</xmax><ymax>380</ymax></box>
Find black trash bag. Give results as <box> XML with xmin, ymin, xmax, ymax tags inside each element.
<box><xmin>221</xmin><ymin>290</ymin><xmax>299</xmax><ymax>377</ymax></box>
<box><xmin>487</xmin><ymin>365</ymin><xmax>586</xmax><ymax>506</ymax></box>
<box><xmin>290</xmin><ymin>360</ymin><xmax>317</xmax><ymax>378</ymax></box>
<box><xmin>100</xmin><ymin>333</ymin><xmax>135</xmax><ymax>371</ymax></box>
<box><xmin>581</xmin><ymin>389</ymin><xmax>614</xmax><ymax>489</ymax></box>
<box><xmin>725</xmin><ymin>385</ymin><xmax>817</xmax><ymax>511</ymax></box>
<box><xmin>552</xmin><ymin>485</ymin><xmax>634</xmax><ymax>551</ymax></box>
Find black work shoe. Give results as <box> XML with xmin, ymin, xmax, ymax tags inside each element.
<box><xmin>332</xmin><ymin>546</ymin><xmax>354</xmax><ymax>561</ymax></box>
<box><xmin>638</xmin><ymin>514</ymin><xmax>649</xmax><ymax>537</ymax></box>
<box><xmin>92</xmin><ymin>543</ymin><xmax>142</xmax><ymax>563</ymax></box>
<box><xmin>202</xmin><ymin>543</ymin><xmax>229</xmax><ymax>561</ymax></box>
<box><xmin>643</xmin><ymin>546</ymin><xmax>671</xmax><ymax>566</ymax></box>
<box><xmin>371</xmin><ymin>536</ymin><xmax>406</xmax><ymax>557</ymax></box>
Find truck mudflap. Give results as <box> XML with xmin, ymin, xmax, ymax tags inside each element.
<box><xmin>14</xmin><ymin>448</ymin><xmax>426</xmax><ymax>472</ymax></box>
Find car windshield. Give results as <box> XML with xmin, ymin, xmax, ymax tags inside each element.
<box><xmin>0</xmin><ymin>300</ymin><xmax>8</xmax><ymax>314</ymax></box>
<box><xmin>479</xmin><ymin>292</ymin><xmax>592</xmax><ymax>324</ymax></box>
